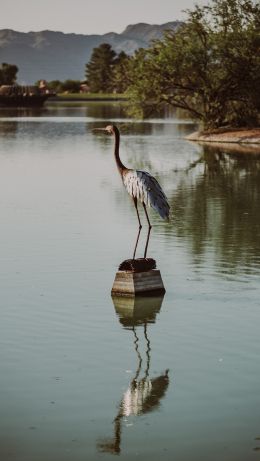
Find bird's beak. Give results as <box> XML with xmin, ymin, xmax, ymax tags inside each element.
<box><xmin>92</xmin><ymin>128</ymin><xmax>107</xmax><ymax>133</ymax></box>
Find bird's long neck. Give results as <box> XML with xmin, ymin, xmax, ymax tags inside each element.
<box><xmin>113</xmin><ymin>126</ymin><xmax>126</xmax><ymax>175</ymax></box>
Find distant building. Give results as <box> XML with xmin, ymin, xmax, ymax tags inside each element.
<box><xmin>80</xmin><ymin>81</ymin><xmax>90</xmax><ymax>93</ymax></box>
<box><xmin>38</xmin><ymin>80</ymin><xmax>50</xmax><ymax>94</ymax></box>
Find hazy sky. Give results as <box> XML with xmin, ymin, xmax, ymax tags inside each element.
<box><xmin>1</xmin><ymin>0</ymin><xmax>208</xmax><ymax>35</ymax></box>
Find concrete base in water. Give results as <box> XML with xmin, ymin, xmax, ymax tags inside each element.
<box><xmin>111</xmin><ymin>269</ymin><xmax>165</xmax><ymax>297</ymax></box>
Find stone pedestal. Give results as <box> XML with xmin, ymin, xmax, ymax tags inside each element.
<box><xmin>111</xmin><ymin>269</ymin><xmax>165</xmax><ymax>297</ymax></box>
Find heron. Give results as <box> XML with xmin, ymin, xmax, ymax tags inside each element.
<box><xmin>94</xmin><ymin>124</ymin><xmax>170</xmax><ymax>258</ymax></box>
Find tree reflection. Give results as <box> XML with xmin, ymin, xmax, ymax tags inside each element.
<box><xmin>97</xmin><ymin>295</ymin><xmax>170</xmax><ymax>455</ymax></box>
<box><xmin>171</xmin><ymin>144</ymin><xmax>260</xmax><ymax>271</ymax></box>
<box><xmin>0</xmin><ymin>107</ymin><xmax>48</xmax><ymax>118</ymax></box>
<box><xmin>84</xmin><ymin>101</ymin><xmax>127</xmax><ymax>120</ymax></box>
<box><xmin>0</xmin><ymin>121</ymin><xmax>18</xmax><ymax>137</ymax></box>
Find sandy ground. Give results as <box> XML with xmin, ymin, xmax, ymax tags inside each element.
<box><xmin>186</xmin><ymin>128</ymin><xmax>260</xmax><ymax>144</ymax></box>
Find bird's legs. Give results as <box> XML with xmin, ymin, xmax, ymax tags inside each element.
<box><xmin>133</xmin><ymin>197</ymin><xmax>142</xmax><ymax>228</ymax></box>
<box><xmin>133</xmin><ymin>198</ymin><xmax>142</xmax><ymax>259</ymax></box>
<box><xmin>133</xmin><ymin>227</ymin><xmax>142</xmax><ymax>259</ymax></box>
<box><xmin>143</xmin><ymin>203</ymin><xmax>152</xmax><ymax>258</ymax></box>
<box><xmin>144</xmin><ymin>227</ymin><xmax>152</xmax><ymax>259</ymax></box>
<box><xmin>143</xmin><ymin>203</ymin><xmax>152</xmax><ymax>229</ymax></box>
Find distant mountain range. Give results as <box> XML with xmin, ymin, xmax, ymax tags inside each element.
<box><xmin>0</xmin><ymin>22</ymin><xmax>181</xmax><ymax>84</ymax></box>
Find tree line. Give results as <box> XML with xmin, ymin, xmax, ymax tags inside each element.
<box><xmin>1</xmin><ymin>0</ymin><xmax>259</xmax><ymax>130</ymax></box>
<box><xmin>42</xmin><ymin>45</ymin><xmax>130</xmax><ymax>94</ymax></box>
<box><xmin>0</xmin><ymin>63</ymin><xmax>18</xmax><ymax>86</ymax></box>
<box><xmin>85</xmin><ymin>44</ymin><xmax>130</xmax><ymax>93</ymax></box>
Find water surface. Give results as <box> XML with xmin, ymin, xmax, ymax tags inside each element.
<box><xmin>0</xmin><ymin>102</ymin><xmax>260</xmax><ymax>461</ymax></box>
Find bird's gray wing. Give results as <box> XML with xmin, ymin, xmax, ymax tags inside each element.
<box><xmin>123</xmin><ymin>170</ymin><xmax>170</xmax><ymax>220</ymax></box>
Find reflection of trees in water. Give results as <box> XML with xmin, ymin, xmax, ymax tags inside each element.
<box><xmin>171</xmin><ymin>145</ymin><xmax>260</xmax><ymax>270</ymax></box>
<box><xmin>0</xmin><ymin>107</ymin><xmax>49</xmax><ymax>138</ymax></box>
<box><xmin>85</xmin><ymin>102</ymin><xmax>127</xmax><ymax>120</ymax></box>
<box><xmin>0</xmin><ymin>107</ymin><xmax>48</xmax><ymax>118</ymax></box>
<box><xmin>0</xmin><ymin>121</ymin><xmax>18</xmax><ymax>136</ymax></box>
<box><xmin>97</xmin><ymin>295</ymin><xmax>170</xmax><ymax>455</ymax></box>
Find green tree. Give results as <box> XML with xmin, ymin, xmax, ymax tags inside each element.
<box><xmin>46</xmin><ymin>80</ymin><xmax>63</xmax><ymax>92</ymax></box>
<box><xmin>127</xmin><ymin>0</ymin><xmax>260</xmax><ymax>129</ymax></box>
<box><xmin>35</xmin><ymin>80</ymin><xmax>81</xmax><ymax>93</ymax></box>
<box><xmin>0</xmin><ymin>63</ymin><xmax>18</xmax><ymax>85</ymax></box>
<box><xmin>60</xmin><ymin>79</ymin><xmax>81</xmax><ymax>93</ymax></box>
<box><xmin>111</xmin><ymin>51</ymin><xmax>131</xmax><ymax>93</ymax></box>
<box><xmin>86</xmin><ymin>43</ymin><xmax>116</xmax><ymax>92</ymax></box>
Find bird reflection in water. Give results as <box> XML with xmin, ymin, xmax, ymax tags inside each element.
<box><xmin>97</xmin><ymin>295</ymin><xmax>170</xmax><ymax>455</ymax></box>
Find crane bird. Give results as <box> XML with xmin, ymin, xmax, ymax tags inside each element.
<box><xmin>94</xmin><ymin>124</ymin><xmax>170</xmax><ymax>258</ymax></box>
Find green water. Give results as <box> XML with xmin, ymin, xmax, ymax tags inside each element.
<box><xmin>0</xmin><ymin>102</ymin><xmax>260</xmax><ymax>461</ymax></box>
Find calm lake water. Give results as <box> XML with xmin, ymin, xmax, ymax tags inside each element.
<box><xmin>0</xmin><ymin>102</ymin><xmax>260</xmax><ymax>461</ymax></box>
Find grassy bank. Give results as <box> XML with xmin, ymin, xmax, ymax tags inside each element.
<box><xmin>50</xmin><ymin>92</ymin><xmax>128</xmax><ymax>102</ymax></box>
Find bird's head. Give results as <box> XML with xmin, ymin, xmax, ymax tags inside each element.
<box><xmin>92</xmin><ymin>125</ymin><xmax>115</xmax><ymax>135</ymax></box>
<box><xmin>104</xmin><ymin>125</ymin><xmax>114</xmax><ymax>134</ymax></box>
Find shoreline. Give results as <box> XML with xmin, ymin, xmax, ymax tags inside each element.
<box><xmin>49</xmin><ymin>95</ymin><xmax>127</xmax><ymax>102</ymax></box>
<box><xmin>186</xmin><ymin>128</ymin><xmax>260</xmax><ymax>144</ymax></box>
